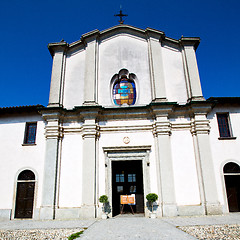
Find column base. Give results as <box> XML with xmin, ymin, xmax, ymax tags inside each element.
<box><xmin>152</xmin><ymin>98</ymin><xmax>168</xmax><ymax>103</ymax></box>
<box><xmin>79</xmin><ymin>205</ymin><xmax>96</xmax><ymax>219</ymax></box>
<box><xmin>39</xmin><ymin>206</ymin><xmax>55</xmax><ymax>220</ymax></box>
<box><xmin>39</xmin><ymin>206</ymin><xmax>96</xmax><ymax>220</ymax></box>
<box><xmin>83</xmin><ymin>101</ymin><xmax>98</xmax><ymax>106</ymax></box>
<box><xmin>189</xmin><ymin>96</ymin><xmax>205</xmax><ymax>101</ymax></box>
<box><xmin>162</xmin><ymin>203</ymin><xmax>178</xmax><ymax>217</ymax></box>
<box><xmin>206</xmin><ymin>203</ymin><xmax>223</xmax><ymax>215</ymax></box>
<box><xmin>0</xmin><ymin>209</ymin><xmax>11</xmax><ymax>220</ymax></box>
<box><xmin>47</xmin><ymin>103</ymin><xmax>63</xmax><ymax>108</ymax></box>
<box><xmin>177</xmin><ymin>205</ymin><xmax>205</xmax><ymax>216</ymax></box>
<box><xmin>55</xmin><ymin>208</ymin><xmax>80</xmax><ymax>219</ymax></box>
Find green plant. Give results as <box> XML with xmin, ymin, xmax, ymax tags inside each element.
<box><xmin>99</xmin><ymin>195</ymin><xmax>108</xmax><ymax>203</ymax></box>
<box><xmin>99</xmin><ymin>195</ymin><xmax>109</xmax><ymax>215</ymax></box>
<box><xmin>146</xmin><ymin>193</ymin><xmax>158</xmax><ymax>212</ymax></box>
<box><xmin>68</xmin><ymin>231</ymin><xmax>84</xmax><ymax>240</ymax></box>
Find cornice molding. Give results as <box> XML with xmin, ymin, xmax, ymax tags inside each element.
<box><xmin>103</xmin><ymin>145</ymin><xmax>151</xmax><ymax>153</ymax></box>
<box><xmin>48</xmin><ymin>25</ymin><xmax>200</xmax><ymax>56</ymax></box>
<box><xmin>180</xmin><ymin>37</ymin><xmax>201</xmax><ymax>50</ymax></box>
<box><xmin>100</xmin><ymin>124</ymin><xmax>152</xmax><ymax>133</ymax></box>
<box><xmin>48</xmin><ymin>41</ymin><xmax>69</xmax><ymax>57</ymax></box>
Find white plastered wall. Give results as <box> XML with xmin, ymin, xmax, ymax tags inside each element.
<box><xmin>63</xmin><ymin>50</ymin><xmax>85</xmax><ymax>109</ymax></box>
<box><xmin>170</xmin><ymin>119</ymin><xmax>201</xmax><ymax>205</ymax></box>
<box><xmin>0</xmin><ymin>115</ymin><xmax>45</xmax><ymax>211</ymax></box>
<box><xmin>58</xmin><ymin>122</ymin><xmax>83</xmax><ymax>207</ymax></box>
<box><xmin>208</xmin><ymin>106</ymin><xmax>240</xmax><ymax>211</ymax></box>
<box><xmin>162</xmin><ymin>47</ymin><xmax>188</xmax><ymax>104</ymax></box>
<box><xmin>62</xmin><ymin>34</ymin><xmax>190</xmax><ymax>109</ymax></box>
<box><xmin>98</xmin><ymin>35</ymin><xmax>152</xmax><ymax>106</ymax></box>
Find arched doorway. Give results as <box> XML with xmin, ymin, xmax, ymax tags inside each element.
<box><xmin>15</xmin><ymin>170</ymin><xmax>35</xmax><ymax>218</ymax></box>
<box><xmin>224</xmin><ymin>162</ymin><xmax>240</xmax><ymax>212</ymax></box>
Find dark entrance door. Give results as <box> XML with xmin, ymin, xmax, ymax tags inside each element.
<box><xmin>224</xmin><ymin>175</ymin><xmax>240</xmax><ymax>212</ymax></box>
<box><xmin>224</xmin><ymin>162</ymin><xmax>240</xmax><ymax>212</ymax></box>
<box><xmin>112</xmin><ymin>160</ymin><xmax>144</xmax><ymax>216</ymax></box>
<box><xmin>15</xmin><ymin>170</ymin><xmax>35</xmax><ymax>218</ymax></box>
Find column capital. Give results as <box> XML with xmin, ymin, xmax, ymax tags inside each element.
<box><xmin>41</xmin><ymin>110</ymin><xmax>64</xmax><ymax>139</ymax></box>
<box><xmin>153</xmin><ymin>120</ymin><xmax>171</xmax><ymax>136</ymax></box>
<box><xmin>151</xmin><ymin>104</ymin><xmax>174</xmax><ymax>116</ymax></box>
<box><xmin>179</xmin><ymin>37</ymin><xmax>200</xmax><ymax>50</ymax></box>
<box><xmin>145</xmin><ymin>28</ymin><xmax>165</xmax><ymax>42</ymax></box>
<box><xmin>81</xmin><ymin>29</ymin><xmax>100</xmax><ymax>45</ymax></box>
<box><xmin>82</xmin><ymin>123</ymin><xmax>100</xmax><ymax>139</ymax></box>
<box><xmin>191</xmin><ymin>115</ymin><xmax>210</xmax><ymax>135</ymax></box>
<box><xmin>48</xmin><ymin>41</ymin><xmax>68</xmax><ymax>57</ymax></box>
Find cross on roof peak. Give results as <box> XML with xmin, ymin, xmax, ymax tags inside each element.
<box><xmin>114</xmin><ymin>9</ymin><xmax>128</xmax><ymax>24</ymax></box>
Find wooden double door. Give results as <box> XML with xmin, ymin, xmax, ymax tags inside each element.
<box><xmin>112</xmin><ymin>160</ymin><xmax>144</xmax><ymax>216</ymax></box>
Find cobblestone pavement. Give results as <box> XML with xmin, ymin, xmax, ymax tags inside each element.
<box><xmin>0</xmin><ymin>219</ymin><xmax>94</xmax><ymax>240</ymax></box>
<box><xmin>0</xmin><ymin>213</ymin><xmax>239</xmax><ymax>239</ymax></box>
<box><xmin>178</xmin><ymin>224</ymin><xmax>240</xmax><ymax>240</ymax></box>
<box><xmin>0</xmin><ymin>228</ymin><xmax>84</xmax><ymax>240</ymax></box>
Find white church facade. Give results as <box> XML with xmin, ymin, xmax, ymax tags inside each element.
<box><xmin>0</xmin><ymin>25</ymin><xmax>239</xmax><ymax>220</ymax></box>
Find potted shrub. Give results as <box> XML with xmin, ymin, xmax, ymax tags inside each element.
<box><xmin>146</xmin><ymin>193</ymin><xmax>158</xmax><ymax>218</ymax></box>
<box><xmin>99</xmin><ymin>195</ymin><xmax>108</xmax><ymax>219</ymax></box>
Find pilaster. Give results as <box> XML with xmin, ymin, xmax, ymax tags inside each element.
<box><xmin>152</xmin><ymin>106</ymin><xmax>177</xmax><ymax>216</ymax></box>
<box><xmin>81</xmin><ymin>110</ymin><xmax>100</xmax><ymax>218</ymax></box>
<box><xmin>82</xmin><ymin>30</ymin><xmax>100</xmax><ymax>105</ymax></box>
<box><xmin>146</xmin><ymin>29</ymin><xmax>167</xmax><ymax>102</ymax></box>
<box><xmin>180</xmin><ymin>38</ymin><xmax>204</xmax><ymax>101</ymax></box>
<box><xmin>48</xmin><ymin>42</ymin><xmax>68</xmax><ymax>107</ymax></box>
<box><xmin>40</xmin><ymin>111</ymin><xmax>63</xmax><ymax>219</ymax></box>
<box><xmin>191</xmin><ymin>105</ymin><xmax>223</xmax><ymax>215</ymax></box>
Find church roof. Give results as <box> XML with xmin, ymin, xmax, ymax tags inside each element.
<box><xmin>0</xmin><ymin>105</ymin><xmax>45</xmax><ymax>114</ymax></box>
<box><xmin>48</xmin><ymin>24</ymin><xmax>200</xmax><ymax>56</ymax></box>
<box><xmin>207</xmin><ymin>97</ymin><xmax>240</xmax><ymax>105</ymax></box>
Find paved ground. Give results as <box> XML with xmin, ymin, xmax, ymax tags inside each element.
<box><xmin>0</xmin><ymin>213</ymin><xmax>239</xmax><ymax>239</ymax></box>
<box><xmin>78</xmin><ymin>213</ymin><xmax>240</xmax><ymax>240</ymax></box>
<box><xmin>79</xmin><ymin>216</ymin><xmax>195</xmax><ymax>240</ymax></box>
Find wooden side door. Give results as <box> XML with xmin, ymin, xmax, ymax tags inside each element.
<box><xmin>15</xmin><ymin>182</ymin><xmax>35</xmax><ymax>218</ymax></box>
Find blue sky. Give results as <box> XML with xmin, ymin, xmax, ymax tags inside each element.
<box><xmin>0</xmin><ymin>0</ymin><xmax>239</xmax><ymax>107</ymax></box>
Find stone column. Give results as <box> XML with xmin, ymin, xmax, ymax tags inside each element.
<box><xmin>146</xmin><ymin>29</ymin><xmax>167</xmax><ymax>102</ymax></box>
<box><xmin>48</xmin><ymin>42</ymin><xmax>68</xmax><ymax>107</ymax></box>
<box><xmin>81</xmin><ymin>111</ymin><xmax>100</xmax><ymax>218</ymax></box>
<box><xmin>153</xmin><ymin>106</ymin><xmax>177</xmax><ymax>217</ymax></box>
<box><xmin>191</xmin><ymin>106</ymin><xmax>223</xmax><ymax>215</ymax></box>
<box><xmin>82</xmin><ymin>30</ymin><xmax>99</xmax><ymax>105</ymax></box>
<box><xmin>181</xmin><ymin>38</ymin><xmax>204</xmax><ymax>101</ymax></box>
<box><xmin>40</xmin><ymin>111</ymin><xmax>63</xmax><ymax>219</ymax></box>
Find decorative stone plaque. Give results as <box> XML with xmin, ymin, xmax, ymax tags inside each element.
<box><xmin>123</xmin><ymin>136</ymin><xmax>130</xmax><ymax>144</ymax></box>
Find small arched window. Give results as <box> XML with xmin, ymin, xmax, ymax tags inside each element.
<box><xmin>112</xmin><ymin>69</ymin><xmax>137</xmax><ymax>106</ymax></box>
